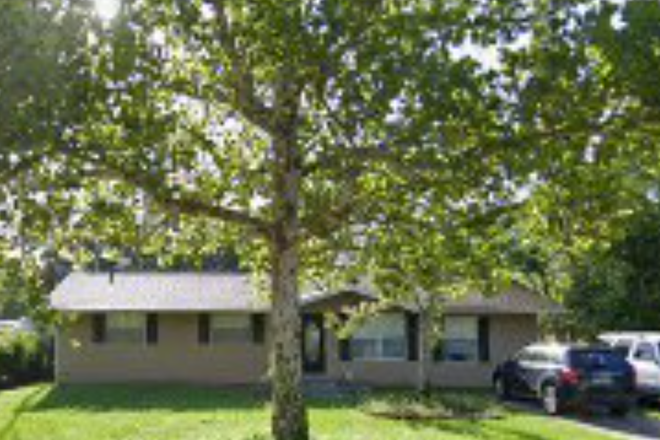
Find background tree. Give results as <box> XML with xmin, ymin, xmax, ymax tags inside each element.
<box><xmin>497</xmin><ymin>0</ymin><xmax>660</xmax><ymax>326</ymax></box>
<box><xmin>560</xmin><ymin>208</ymin><xmax>660</xmax><ymax>338</ymax></box>
<box><xmin>0</xmin><ymin>0</ymin><xmax>91</xmax><ymax>326</ymax></box>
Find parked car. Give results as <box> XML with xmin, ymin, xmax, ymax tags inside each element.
<box><xmin>493</xmin><ymin>343</ymin><xmax>635</xmax><ymax>416</ymax></box>
<box><xmin>0</xmin><ymin>318</ymin><xmax>35</xmax><ymax>334</ymax></box>
<box><xmin>599</xmin><ymin>332</ymin><xmax>660</xmax><ymax>400</ymax></box>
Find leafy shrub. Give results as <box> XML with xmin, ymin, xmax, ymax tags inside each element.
<box><xmin>0</xmin><ymin>331</ymin><xmax>51</xmax><ymax>388</ymax></box>
<box><xmin>361</xmin><ymin>391</ymin><xmax>503</xmax><ymax>421</ymax></box>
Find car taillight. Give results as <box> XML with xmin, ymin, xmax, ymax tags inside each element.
<box><xmin>560</xmin><ymin>368</ymin><xmax>580</xmax><ymax>385</ymax></box>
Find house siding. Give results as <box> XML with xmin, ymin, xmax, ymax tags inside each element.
<box><xmin>56</xmin><ymin>312</ymin><xmax>538</xmax><ymax>387</ymax></box>
<box><xmin>321</xmin><ymin>314</ymin><xmax>538</xmax><ymax>387</ymax></box>
<box><xmin>56</xmin><ymin>313</ymin><xmax>270</xmax><ymax>384</ymax></box>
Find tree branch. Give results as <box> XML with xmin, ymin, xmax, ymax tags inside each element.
<box><xmin>207</xmin><ymin>0</ymin><xmax>276</xmax><ymax>134</ymax></box>
<box><xmin>300</xmin><ymin>195</ymin><xmax>359</xmax><ymax>240</ymax></box>
<box><xmin>102</xmin><ymin>164</ymin><xmax>272</xmax><ymax>236</ymax></box>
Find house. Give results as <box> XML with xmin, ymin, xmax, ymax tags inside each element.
<box><xmin>50</xmin><ymin>272</ymin><xmax>559</xmax><ymax>387</ymax></box>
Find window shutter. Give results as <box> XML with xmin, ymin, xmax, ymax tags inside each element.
<box><xmin>433</xmin><ymin>341</ymin><xmax>444</xmax><ymax>362</ymax></box>
<box><xmin>338</xmin><ymin>314</ymin><xmax>352</xmax><ymax>361</ymax></box>
<box><xmin>251</xmin><ymin>314</ymin><xmax>266</xmax><ymax>344</ymax></box>
<box><xmin>91</xmin><ymin>313</ymin><xmax>106</xmax><ymax>344</ymax></box>
<box><xmin>406</xmin><ymin>312</ymin><xmax>419</xmax><ymax>361</ymax></box>
<box><xmin>146</xmin><ymin>314</ymin><xmax>159</xmax><ymax>345</ymax></box>
<box><xmin>339</xmin><ymin>337</ymin><xmax>352</xmax><ymax>361</ymax></box>
<box><xmin>198</xmin><ymin>313</ymin><xmax>211</xmax><ymax>345</ymax></box>
<box><xmin>478</xmin><ymin>317</ymin><xmax>490</xmax><ymax>362</ymax></box>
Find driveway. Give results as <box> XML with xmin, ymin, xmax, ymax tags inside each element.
<box><xmin>506</xmin><ymin>401</ymin><xmax>660</xmax><ymax>440</ymax></box>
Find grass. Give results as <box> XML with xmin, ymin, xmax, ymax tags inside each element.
<box><xmin>639</xmin><ymin>397</ymin><xmax>660</xmax><ymax>420</ymax></box>
<box><xmin>644</xmin><ymin>405</ymin><xmax>660</xmax><ymax>420</ymax></box>
<box><xmin>0</xmin><ymin>384</ymin><xmax>622</xmax><ymax>440</ymax></box>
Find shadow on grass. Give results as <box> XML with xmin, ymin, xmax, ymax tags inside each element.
<box><xmin>0</xmin><ymin>386</ymin><xmax>600</xmax><ymax>440</ymax></box>
<box><xmin>358</xmin><ymin>390</ymin><xmax>557</xmax><ymax>440</ymax></box>
<box><xmin>402</xmin><ymin>418</ymin><xmax>552</xmax><ymax>440</ymax></box>
<box><xmin>0</xmin><ymin>385</ymin><xmax>50</xmax><ymax>440</ymax></box>
<box><xmin>505</xmin><ymin>399</ymin><xmax>660</xmax><ymax>439</ymax></box>
<box><xmin>21</xmin><ymin>383</ymin><xmax>368</xmax><ymax>415</ymax></box>
<box><xmin>31</xmin><ymin>384</ymin><xmax>269</xmax><ymax>413</ymax></box>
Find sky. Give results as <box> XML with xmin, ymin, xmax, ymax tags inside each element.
<box><xmin>94</xmin><ymin>0</ymin><xmax>120</xmax><ymax>22</ymax></box>
<box><xmin>91</xmin><ymin>0</ymin><xmax>625</xmax><ymax>73</ymax></box>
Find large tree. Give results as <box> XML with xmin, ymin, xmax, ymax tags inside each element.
<box><xmin>4</xmin><ymin>1</ymin><xmax>660</xmax><ymax>439</ymax></box>
<box><xmin>3</xmin><ymin>2</ymin><xmax>528</xmax><ymax>438</ymax></box>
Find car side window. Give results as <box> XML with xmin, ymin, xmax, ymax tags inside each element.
<box><xmin>633</xmin><ymin>342</ymin><xmax>657</xmax><ymax>362</ymax></box>
<box><xmin>613</xmin><ymin>340</ymin><xmax>632</xmax><ymax>358</ymax></box>
<box><xmin>527</xmin><ymin>349</ymin><xmax>542</xmax><ymax>364</ymax></box>
<box><xmin>515</xmin><ymin>349</ymin><xmax>531</xmax><ymax>362</ymax></box>
<box><xmin>549</xmin><ymin>352</ymin><xmax>565</xmax><ymax>366</ymax></box>
<box><xmin>517</xmin><ymin>348</ymin><xmax>541</xmax><ymax>364</ymax></box>
<box><xmin>526</xmin><ymin>348</ymin><xmax>550</xmax><ymax>365</ymax></box>
<box><xmin>536</xmin><ymin>350</ymin><xmax>552</xmax><ymax>364</ymax></box>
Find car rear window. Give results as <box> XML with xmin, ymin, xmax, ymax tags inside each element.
<box><xmin>569</xmin><ymin>349</ymin><xmax>628</xmax><ymax>369</ymax></box>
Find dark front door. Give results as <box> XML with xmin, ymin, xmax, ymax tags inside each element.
<box><xmin>302</xmin><ymin>314</ymin><xmax>326</xmax><ymax>374</ymax></box>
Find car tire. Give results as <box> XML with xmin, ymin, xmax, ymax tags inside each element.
<box><xmin>494</xmin><ymin>376</ymin><xmax>511</xmax><ymax>401</ymax></box>
<box><xmin>541</xmin><ymin>384</ymin><xmax>562</xmax><ymax>416</ymax></box>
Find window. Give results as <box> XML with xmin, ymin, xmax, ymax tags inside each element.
<box><xmin>547</xmin><ymin>351</ymin><xmax>566</xmax><ymax>365</ymax></box>
<box><xmin>633</xmin><ymin>342</ymin><xmax>657</xmax><ymax>362</ymax></box>
<box><xmin>523</xmin><ymin>348</ymin><xmax>543</xmax><ymax>364</ymax></box>
<box><xmin>613</xmin><ymin>340</ymin><xmax>633</xmax><ymax>357</ymax></box>
<box><xmin>515</xmin><ymin>348</ymin><xmax>532</xmax><ymax>363</ymax></box>
<box><xmin>437</xmin><ymin>317</ymin><xmax>479</xmax><ymax>362</ymax></box>
<box><xmin>570</xmin><ymin>349</ymin><xmax>627</xmax><ymax>369</ymax></box>
<box><xmin>535</xmin><ymin>349</ymin><xmax>564</xmax><ymax>365</ymax></box>
<box><xmin>351</xmin><ymin>314</ymin><xmax>407</xmax><ymax>360</ymax></box>
<box><xmin>106</xmin><ymin>313</ymin><xmax>145</xmax><ymax>344</ymax></box>
<box><xmin>211</xmin><ymin>314</ymin><xmax>252</xmax><ymax>343</ymax></box>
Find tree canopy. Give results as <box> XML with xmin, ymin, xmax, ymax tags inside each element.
<box><xmin>2</xmin><ymin>1</ymin><xmax>660</xmax><ymax>439</ymax></box>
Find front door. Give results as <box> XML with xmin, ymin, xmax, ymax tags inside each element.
<box><xmin>302</xmin><ymin>314</ymin><xmax>326</xmax><ymax>374</ymax></box>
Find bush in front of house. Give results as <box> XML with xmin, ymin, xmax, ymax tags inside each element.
<box><xmin>0</xmin><ymin>331</ymin><xmax>52</xmax><ymax>388</ymax></box>
<box><xmin>361</xmin><ymin>390</ymin><xmax>504</xmax><ymax>421</ymax></box>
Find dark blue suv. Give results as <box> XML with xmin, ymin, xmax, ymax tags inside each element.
<box><xmin>493</xmin><ymin>344</ymin><xmax>635</xmax><ymax>415</ymax></box>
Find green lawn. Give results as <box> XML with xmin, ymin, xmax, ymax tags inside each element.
<box><xmin>646</xmin><ymin>407</ymin><xmax>660</xmax><ymax>420</ymax></box>
<box><xmin>0</xmin><ymin>384</ymin><xmax>620</xmax><ymax>440</ymax></box>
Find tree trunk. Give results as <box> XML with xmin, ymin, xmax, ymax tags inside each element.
<box><xmin>270</xmin><ymin>121</ymin><xmax>308</xmax><ymax>440</ymax></box>
<box><xmin>270</xmin><ymin>236</ymin><xmax>308</xmax><ymax>440</ymax></box>
<box><xmin>417</xmin><ymin>307</ymin><xmax>431</xmax><ymax>394</ymax></box>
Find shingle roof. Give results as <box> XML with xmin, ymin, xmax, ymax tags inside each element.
<box><xmin>50</xmin><ymin>272</ymin><xmax>269</xmax><ymax>312</ymax></box>
<box><xmin>300</xmin><ymin>283</ymin><xmax>560</xmax><ymax>315</ymax></box>
<box><xmin>443</xmin><ymin>285</ymin><xmax>562</xmax><ymax>315</ymax></box>
<box><xmin>50</xmin><ymin>272</ymin><xmax>560</xmax><ymax>315</ymax></box>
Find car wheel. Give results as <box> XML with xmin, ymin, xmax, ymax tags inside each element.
<box><xmin>494</xmin><ymin>377</ymin><xmax>511</xmax><ymax>401</ymax></box>
<box><xmin>541</xmin><ymin>384</ymin><xmax>561</xmax><ymax>416</ymax></box>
